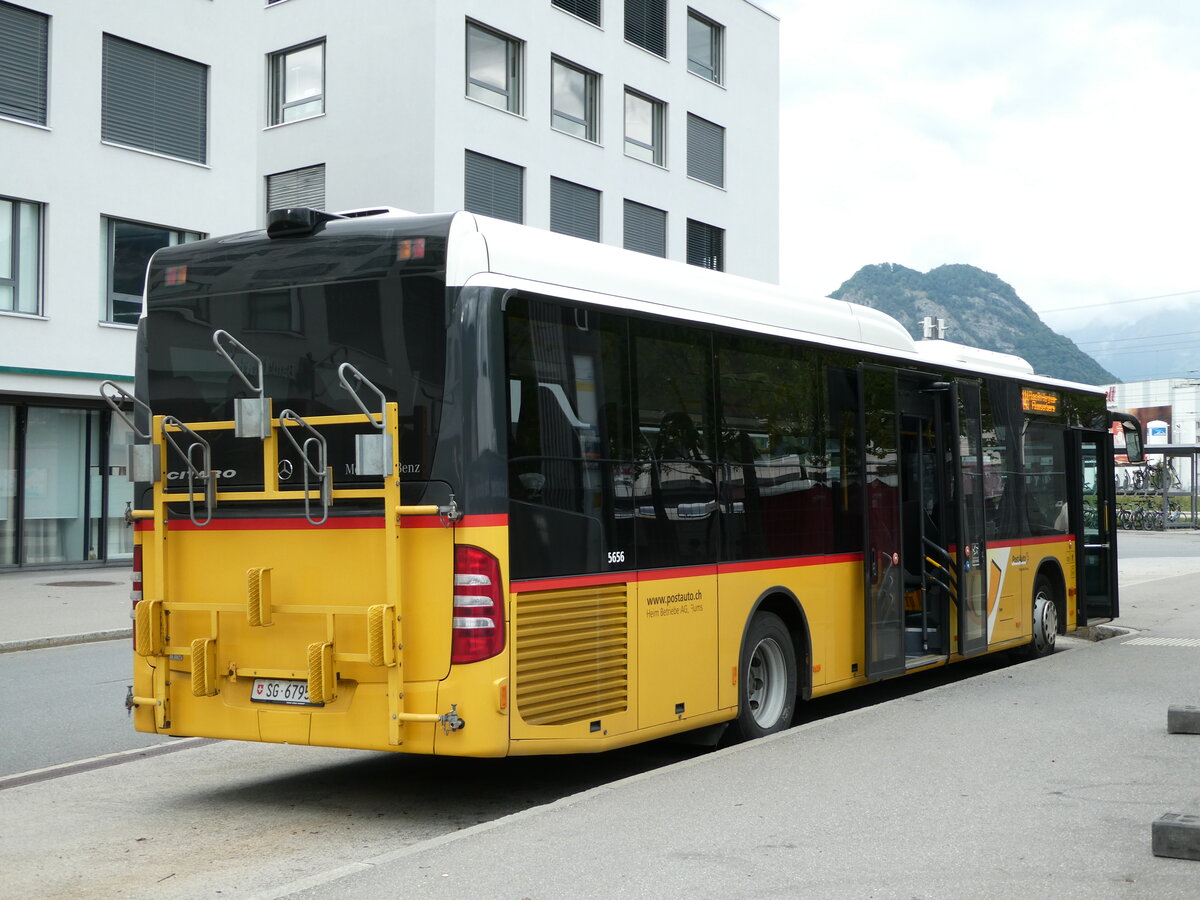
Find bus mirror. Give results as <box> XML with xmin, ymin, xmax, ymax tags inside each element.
<box><xmin>1111</xmin><ymin>412</ymin><xmax>1144</xmax><ymax>464</ymax></box>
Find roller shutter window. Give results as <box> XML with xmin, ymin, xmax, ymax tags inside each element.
<box><xmin>102</xmin><ymin>35</ymin><xmax>208</xmax><ymax>164</ymax></box>
<box><xmin>550</xmin><ymin>178</ymin><xmax>600</xmax><ymax>242</ymax></box>
<box><xmin>686</xmin><ymin>219</ymin><xmax>724</xmax><ymax>271</ymax></box>
<box><xmin>625</xmin><ymin>0</ymin><xmax>667</xmax><ymax>57</ymax></box>
<box><xmin>464</xmin><ymin>151</ymin><xmax>524</xmax><ymax>224</ymax></box>
<box><xmin>0</xmin><ymin>2</ymin><xmax>48</xmax><ymax>125</ymax></box>
<box><xmin>687</xmin><ymin>113</ymin><xmax>724</xmax><ymax>187</ymax></box>
<box><xmin>623</xmin><ymin>200</ymin><xmax>666</xmax><ymax>258</ymax></box>
<box><xmin>552</xmin><ymin>0</ymin><xmax>601</xmax><ymax>26</ymax></box>
<box><xmin>266</xmin><ymin>164</ymin><xmax>326</xmax><ymax>214</ymax></box>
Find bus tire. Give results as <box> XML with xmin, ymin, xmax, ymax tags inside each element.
<box><xmin>1026</xmin><ymin>574</ymin><xmax>1058</xmax><ymax>658</ymax></box>
<box><xmin>730</xmin><ymin>611</ymin><xmax>797</xmax><ymax>742</ymax></box>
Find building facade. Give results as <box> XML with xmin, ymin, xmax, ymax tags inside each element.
<box><xmin>1108</xmin><ymin>378</ymin><xmax>1200</xmax><ymax>492</ymax></box>
<box><xmin>0</xmin><ymin>0</ymin><xmax>780</xmax><ymax>568</ymax></box>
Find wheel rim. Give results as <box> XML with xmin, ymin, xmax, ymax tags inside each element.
<box><xmin>1033</xmin><ymin>589</ymin><xmax>1058</xmax><ymax>654</ymax></box>
<box><xmin>746</xmin><ymin>636</ymin><xmax>788</xmax><ymax>728</ymax></box>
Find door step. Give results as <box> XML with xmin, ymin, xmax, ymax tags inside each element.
<box><xmin>904</xmin><ymin>653</ymin><xmax>946</xmax><ymax>670</ymax></box>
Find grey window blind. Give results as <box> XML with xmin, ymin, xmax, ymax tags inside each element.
<box><xmin>102</xmin><ymin>35</ymin><xmax>208</xmax><ymax>163</ymax></box>
<box><xmin>687</xmin><ymin>219</ymin><xmax>724</xmax><ymax>271</ymax></box>
<box><xmin>0</xmin><ymin>2</ymin><xmax>48</xmax><ymax>124</ymax></box>
<box><xmin>687</xmin><ymin>114</ymin><xmax>724</xmax><ymax>187</ymax></box>
<box><xmin>623</xmin><ymin>200</ymin><xmax>666</xmax><ymax>257</ymax></box>
<box><xmin>624</xmin><ymin>0</ymin><xmax>666</xmax><ymax>56</ymax></box>
<box><xmin>465</xmin><ymin>151</ymin><xmax>524</xmax><ymax>223</ymax></box>
<box><xmin>266</xmin><ymin>164</ymin><xmax>326</xmax><ymax>212</ymax></box>
<box><xmin>552</xmin><ymin>0</ymin><xmax>600</xmax><ymax>25</ymax></box>
<box><xmin>550</xmin><ymin>178</ymin><xmax>600</xmax><ymax>242</ymax></box>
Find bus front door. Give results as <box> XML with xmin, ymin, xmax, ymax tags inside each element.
<box><xmin>860</xmin><ymin>366</ymin><xmax>905</xmax><ymax>680</ymax></box>
<box><xmin>953</xmin><ymin>381</ymin><xmax>989</xmax><ymax>658</ymax></box>
<box><xmin>1071</xmin><ymin>429</ymin><xmax>1118</xmax><ymax>622</ymax></box>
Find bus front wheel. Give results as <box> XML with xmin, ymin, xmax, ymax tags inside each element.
<box><xmin>731</xmin><ymin>611</ymin><xmax>797</xmax><ymax>742</ymax></box>
<box><xmin>1026</xmin><ymin>575</ymin><xmax>1058</xmax><ymax>658</ymax></box>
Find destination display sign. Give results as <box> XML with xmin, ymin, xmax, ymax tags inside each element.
<box><xmin>1021</xmin><ymin>388</ymin><xmax>1060</xmax><ymax>414</ymax></box>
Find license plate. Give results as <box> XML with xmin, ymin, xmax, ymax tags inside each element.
<box><xmin>251</xmin><ymin>678</ymin><xmax>320</xmax><ymax>706</ymax></box>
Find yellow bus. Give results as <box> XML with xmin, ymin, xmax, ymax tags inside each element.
<box><xmin>111</xmin><ymin>207</ymin><xmax>1143</xmax><ymax>756</ymax></box>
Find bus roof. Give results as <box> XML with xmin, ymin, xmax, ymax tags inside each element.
<box><xmin>446</xmin><ymin>212</ymin><xmax>1096</xmax><ymax>393</ymax></box>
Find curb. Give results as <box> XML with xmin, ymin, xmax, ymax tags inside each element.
<box><xmin>0</xmin><ymin>628</ymin><xmax>132</xmax><ymax>654</ymax></box>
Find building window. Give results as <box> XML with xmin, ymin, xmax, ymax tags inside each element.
<box><xmin>0</xmin><ymin>2</ymin><xmax>49</xmax><ymax>125</ymax></box>
<box><xmin>551</xmin><ymin>58</ymin><xmax>599</xmax><ymax>142</ymax></box>
<box><xmin>101</xmin><ymin>35</ymin><xmax>208</xmax><ymax>164</ymax></box>
<box><xmin>687</xmin><ymin>113</ymin><xmax>724</xmax><ymax>187</ymax></box>
<box><xmin>550</xmin><ymin>178</ymin><xmax>600</xmax><ymax>241</ymax></box>
<box><xmin>105</xmin><ymin>220</ymin><xmax>199</xmax><ymax>326</ymax></box>
<box><xmin>623</xmin><ymin>200</ymin><xmax>666</xmax><ymax>257</ymax></box>
<box><xmin>687</xmin><ymin>219</ymin><xmax>724</xmax><ymax>271</ymax></box>
<box><xmin>466</xmin><ymin>21</ymin><xmax>522</xmax><ymax>114</ymax></box>
<box><xmin>687</xmin><ymin>9</ymin><xmax>723</xmax><ymax>84</ymax></box>
<box><xmin>0</xmin><ymin>196</ymin><xmax>41</xmax><ymax>315</ymax></box>
<box><xmin>624</xmin><ymin>89</ymin><xmax>664</xmax><ymax>165</ymax></box>
<box><xmin>269</xmin><ymin>40</ymin><xmax>324</xmax><ymax>125</ymax></box>
<box><xmin>625</xmin><ymin>0</ymin><xmax>667</xmax><ymax>57</ymax></box>
<box><xmin>552</xmin><ymin>0</ymin><xmax>601</xmax><ymax>26</ymax></box>
<box><xmin>266</xmin><ymin>164</ymin><xmax>326</xmax><ymax>214</ymax></box>
<box><xmin>465</xmin><ymin>151</ymin><xmax>524</xmax><ymax>223</ymax></box>
<box><xmin>105</xmin><ymin>218</ymin><xmax>202</xmax><ymax>325</ymax></box>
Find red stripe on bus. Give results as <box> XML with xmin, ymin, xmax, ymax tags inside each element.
<box><xmin>454</xmin><ymin>514</ymin><xmax>509</xmax><ymax>528</ymax></box>
<box><xmin>638</xmin><ymin>565</ymin><xmax>718</xmax><ymax>582</ymax></box>
<box><xmin>511</xmin><ymin>572</ymin><xmax>631</xmax><ymax>593</ymax></box>
<box><xmin>717</xmin><ymin>553</ymin><xmax>862</xmax><ymax>574</ymax></box>
<box><xmin>1024</xmin><ymin>534</ymin><xmax>1074</xmax><ymax>547</ymax></box>
<box><xmin>510</xmin><ymin>553</ymin><xmax>864</xmax><ymax>594</ymax></box>
<box><xmin>988</xmin><ymin>534</ymin><xmax>1075</xmax><ymax>550</ymax></box>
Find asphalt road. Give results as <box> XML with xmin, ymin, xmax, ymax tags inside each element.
<box><xmin>0</xmin><ymin>640</ymin><xmax>171</xmax><ymax>777</ymax></box>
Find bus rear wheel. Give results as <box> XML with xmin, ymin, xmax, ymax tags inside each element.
<box><xmin>730</xmin><ymin>611</ymin><xmax>797</xmax><ymax>742</ymax></box>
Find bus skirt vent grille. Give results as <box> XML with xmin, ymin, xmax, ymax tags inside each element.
<box><xmin>514</xmin><ymin>583</ymin><xmax>629</xmax><ymax>726</ymax></box>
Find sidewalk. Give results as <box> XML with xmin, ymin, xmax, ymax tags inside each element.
<box><xmin>0</xmin><ymin>565</ymin><xmax>132</xmax><ymax>653</ymax></box>
<box><xmin>1</xmin><ymin>541</ymin><xmax>1198</xmax><ymax>898</ymax></box>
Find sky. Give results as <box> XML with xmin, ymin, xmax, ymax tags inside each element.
<box><xmin>759</xmin><ymin>0</ymin><xmax>1200</xmax><ymax>379</ymax></box>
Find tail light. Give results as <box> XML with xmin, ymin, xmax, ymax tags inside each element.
<box><xmin>451</xmin><ymin>545</ymin><xmax>505</xmax><ymax>664</ymax></box>
<box><xmin>131</xmin><ymin>543</ymin><xmax>143</xmax><ymax>651</ymax></box>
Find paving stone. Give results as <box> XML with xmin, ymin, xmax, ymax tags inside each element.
<box><xmin>1153</xmin><ymin>806</ymin><xmax>1200</xmax><ymax>861</ymax></box>
<box><xmin>1167</xmin><ymin>705</ymin><xmax>1200</xmax><ymax>734</ymax></box>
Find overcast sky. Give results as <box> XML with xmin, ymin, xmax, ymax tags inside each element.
<box><xmin>760</xmin><ymin>0</ymin><xmax>1200</xmax><ymax>347</ymax></box>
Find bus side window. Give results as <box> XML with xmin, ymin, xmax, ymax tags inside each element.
<box><xmin>633</xmin><ymin>324</ymin><xmax>717</xmax><ymax>568</ymax></box>
<box><xmin>1022</xmin><ymin>420</ymin><xmax>1068</xmax><ymax>536</ymax></box>
<box><xmin>983</xmin><ymin>380</ymin><xmax>1023</xmax><ymax>542</ymax></box>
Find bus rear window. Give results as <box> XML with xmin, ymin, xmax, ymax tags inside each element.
<box><xmin>145</xmin><ymin>273</ymin><xmax>445</xmax><ymax>491</ymax></box>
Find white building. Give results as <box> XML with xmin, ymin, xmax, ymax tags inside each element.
<box><xmin>0</xmin><ymin>0</ymin><xmax>780</xmax><ymax>567</ymax></box>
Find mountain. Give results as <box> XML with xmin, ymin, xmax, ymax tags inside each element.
<box><xmin>829</xmin><ymin>263</ymin><xmax>1117</xmax><ymax>385</ymax></box>
<box><xmin>1053</xmin><ymin>299</ymin><xmax>1200</xmax><ymax>383</ymax></box>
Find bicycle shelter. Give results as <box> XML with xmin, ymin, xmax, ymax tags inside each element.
<box><xmin>1117</xmin><ymin>444</ymin><xmax>1200</xmax><ymax>529</ymax></box>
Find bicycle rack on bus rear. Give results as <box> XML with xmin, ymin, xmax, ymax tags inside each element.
<box><xmin>109</xmin><ymin>332</ymin><xmax>464</xmax><ymax>741</ymax></box>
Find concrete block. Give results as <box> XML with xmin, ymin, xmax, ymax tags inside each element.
<box><xmin>1152</xmin><ymin>809</ymin><xmax>1200</xmax><ymax>861</ymax></box>
<box><xmin>1167</xmin><ymin>705</ymin><xmax>1200</xmax><ymax>734</ymax></box>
